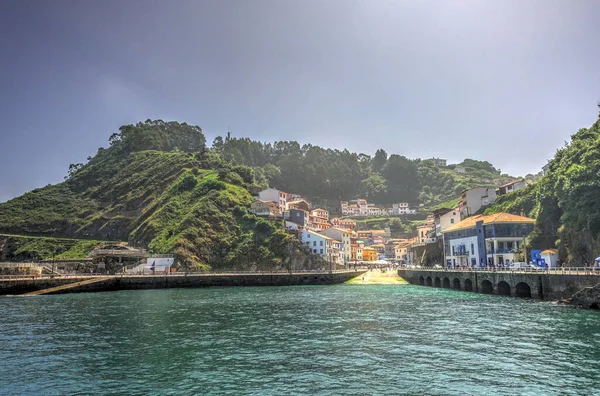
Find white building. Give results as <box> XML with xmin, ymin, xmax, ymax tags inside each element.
<box><xmin>434</xmin><ymin>207</ymin><xmax>461</xmax><ymax>237</ymax></box>
<box><xmin>496</xmin><ymin>179</ymin><xmax>527</xmax><ymax>196</ymax></box>
<box><xmin>311</xmin><ymin>208</ymin><xmax>329</xmax><ymax>220</ymax></box>
<box><xmin>442</xmin><ymin>212</ymin><xmax>535</xmax><ymax>268</ymax></box>
<box><xmin>455</xmin><ymin>167</ymin><xmax>466</xmax><ymax>174</ymax></box>
<box><xmin>258</xmin><ymin>188</ymin><xmax>288</xmax><ymax>214</ymax></box>
<box><xmin>323</xmin><ymin>227</ymin><xmax>352</xmax><ymax>263</ymax></box>
<box><xmin>458</xmin><ymin>187</ymin><xmax>497</xmax><ymax>219</ymax></box>
<box><xmin>300</xmin><ymin>230</ymin><xmax>330</xmax><ymax>259</ymax></box>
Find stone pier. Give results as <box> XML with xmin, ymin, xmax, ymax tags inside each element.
<box><xmin>0</xmin><ymin>270</ymin><xmax>365</xmax><ymax>296</ymax></box>
<box><xmin>398</xmin><ymin>269</ymin><xmax>600</xmax><ymax>301</ymax></box>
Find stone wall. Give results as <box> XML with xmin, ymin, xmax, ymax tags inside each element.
<box><xmin>399</xmin><ymin>269</ymin><xmax>600</xmax><ymax>301</ymax></box>
<box><xmin>0</xmin><ymin>271</ymin><xmax>365</xmax><ymax>296</ymax></box>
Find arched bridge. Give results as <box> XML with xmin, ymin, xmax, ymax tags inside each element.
<box><xmin>398</xmin><ymin>269</ymin><xmax>600</xmax><ymax>300</ymax></box>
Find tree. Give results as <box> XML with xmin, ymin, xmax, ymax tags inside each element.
<box><xmin>66</xmin><ymin>163</ymin><xmax>84</xmax><ymax>179</ymax></box>
<box><xmin>372</xmin><ymin>149</ymin><xmax>388</xmax><ymax>172</ymax></box>
<box><xmin>212</xmin><ymin>136</ymin><xmax>224</xmax><ymax>150</ymax></box>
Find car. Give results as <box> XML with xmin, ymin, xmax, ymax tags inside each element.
<box><xmin>433</xmin><ymin>264</ymin><xmax>443</xmax><ymax>269</ymax></box>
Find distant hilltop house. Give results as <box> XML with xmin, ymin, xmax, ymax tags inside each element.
<box><xmin>454</xmin><ymin>167</ymin><xmax>466</xmax><ymax>174</ymax></box>
<box><xmin>250</xmin><ymin>199</ymin><xmax>280</xmax><ymax>217</ymax></box>
<box><xmin>458</xmin><ymin>186</ymin><xmax>497</xmax><ymax>219</ymax></box>
<box><xmin>340</xmin><ymin>199</ymin><xmax>415</xmax><ymax>217</ymax></box>
<box><xmin>495</xmin><ymin>178</ymin><xmax>526</xmax><ymax>196</ymax></box>
<box><xmin>542</xmin><ymin>162</ymin><xmax>550</xmax><ymax>176</ymax></box>
<box><xmin>493</xmin><ymin>176</ymin><xmax>517</xmax><ymax>186</ymax></box>
<box><xmin>428</xmin><ymin>157</ymin><xmax>447</xmax><ymax>167</ymax></box>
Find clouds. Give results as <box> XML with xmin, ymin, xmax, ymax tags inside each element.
<box><xmin>0</xmin><ymin>0</ymin><xmax>599</xmax><ymax>201</ymax></box>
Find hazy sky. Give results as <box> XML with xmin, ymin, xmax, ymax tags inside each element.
<box><xmin>1</xmin><ymin>0</ymin><xmax>599</xmax><ymax>202</ymax></box>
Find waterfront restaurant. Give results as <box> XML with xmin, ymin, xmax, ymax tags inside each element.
<box><xmin>441</xmin><ymin>212</ymin><xmax>535</xmax><ymax>268</ymax></box>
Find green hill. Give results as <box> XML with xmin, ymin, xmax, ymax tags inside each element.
<box><xmin>484</xmin><ymin>112</ymin><xmax>600</xmax><ymax>265</ymax></box>
<box><xmin>0</xmin><ymin>120</ymin><xmax>299</xmax><ymax>271</ymax></box>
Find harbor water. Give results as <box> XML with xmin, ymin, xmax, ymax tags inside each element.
<box><xmin>1</xmin><ymin>285</ymin><xmax>599</xmax><ymax>395</ymax></box>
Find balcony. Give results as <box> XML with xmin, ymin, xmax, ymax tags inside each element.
<box><xmin>487</xmin><ymin>249</ymin><xmax>517</xmax><ymax>254</ymax></box>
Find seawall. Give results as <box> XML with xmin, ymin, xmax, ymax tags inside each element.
<box><xmin>398</xmin><ymin>269</ymin><xmax>600</xmax><ymax>301</ymax></box>
<box><xmin>0</xmin><ymin>271</ymin><xmax>365</xmax><ymax>296</ymax></box>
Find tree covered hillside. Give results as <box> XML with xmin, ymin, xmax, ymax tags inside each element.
<box><xmin>0</xmin><ymin>120</ymin><xmax>298</xmax><ymax>270</ymax></box>
<box><xmin>485</xmin><ymin>109</ymin><xmax>600</xmax><ymax>265</ymax></box>
<box><xmin>214</xmin><ymin>137</ymin><xmax>508</xmax><ymax>208</ymax></box>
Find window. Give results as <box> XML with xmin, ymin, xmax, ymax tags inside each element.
<box><xmin>320</xmin><ymin>249</ymin><xmax>323</xmax><ymax>254</ymax></box>
<box><xmin>313</xmin><ymin>241</ymin><xmax>316</xmax><ymax>247</ymax></box>
<box><xmin>320</xmin><ymin>241</ymin><xmax>323</xmax><ymax>246</ymax></box>
<box><xmin>313</xmin><ymin>249</ymin><xmax>317</xmax><ymax>253</ymax></box>
<box><xmin>471</xmin><ymin>243</ymin><xmax>474</xmax><ymax>255</ymax></box>
<box><xmin>450</xmin><ymin>219</ymin><xmax>455</xmax><ymax>224</ymax></box>
<box><xmin>452</xmin><ymin>246</ymin><xmax>455</xmax><ymax>256</ymax></box>
<box><xmin>307</xmin><ymin>233</ymin><xmax>310</xmax><ymax>238</ymax></box>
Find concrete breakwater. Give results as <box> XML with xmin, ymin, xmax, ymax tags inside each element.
<box><xmin>0</xmin><ymin>270</ymin><xmax>365</xmax><ymax>296</ymax></box>
<box><xmin>398</xmin><ymin>269</ymin><xmax>600</xmax><ymax>301</ymax></box>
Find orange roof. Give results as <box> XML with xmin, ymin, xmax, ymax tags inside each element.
<box><xmin>443</xmin><ymin>212</ymin><xmax>535</xmax><ymax>233</ymax></box>
<box><xmin>541</xmin><ymin>249</ymin><xmax>558</xmax><ymax>255</ymax></box>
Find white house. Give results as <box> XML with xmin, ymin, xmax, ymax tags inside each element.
<box><xmin>258</xmin><ymin>188</ymin><xmax>288</xmax><ymax>214</ymax></box>
<box><xmin>434</xmin><ymin>207</ymin><xmax>461</xmax><ymax>237</ymax></box>
<box><xmin>458</xmin><ymin>187</ymin><xmax>497</xmax><ymax>219</ymax></box>
<box><xmin>496</xmin><ymin>179</ymin><xmax>527</xmax><ymax>196</ymax></box>
<box><xmin>300</xmin><ymin>230</ymin><xmax>330</xmax><ymax>259</ymax></box>
<box><xmin>311</xmin><ymin>208</ymin><xmax>329</xmax><ymax>220</ymax></box>
<box><xmin>323</xmin><ymin>227</ymin><xmax>352</xmax><ymax>263</ymax></box>
<box><xmin>455</xmin><ymin>167</ymin><xmax>466</xmax><ymax>174</ymax></box>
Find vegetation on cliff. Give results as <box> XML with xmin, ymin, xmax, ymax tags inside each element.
<box><xmin>485</xmin><ymin>110</ymin><xmax>600</xmax><ymax>265</ymax></box>
<box><xmin>0</xmin><ymin>120</ymin><xmax>298</xmax><ymax>270</ymax></box>
<box><xmin>214</xmin><ymin>136</ymin><xmax>509</xmax><ymax>207</ymax></box>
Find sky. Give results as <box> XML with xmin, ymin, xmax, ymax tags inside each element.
<box><xmin>1</xmin><ymin>0</ymin><xmax>599</xmax><ymax>203</ymax></box>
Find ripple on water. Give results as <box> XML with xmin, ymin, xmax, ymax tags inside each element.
<box><xmin>0</xmin><ymin>285</ymin><xmax>599</xmax><ymax>395</ymax></box>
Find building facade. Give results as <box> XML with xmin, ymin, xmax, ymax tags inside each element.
<box><xmin>323</xmin><ymin>227</ymin><xmax>352</xmax><ymax>263</ymax></box>
<box><xmin>496</xmin><ymin>179</ymin><xmax>527</xmax><ymax>196</ymax></box>
<box><xmin>458</xmin><ymin>187</ymin><xmax>497</xmax><ymax>219</ymax></box>
<box><xmin>258</xmin><ymin>188</ymin><xmax>288</xmax><ymax>213</ymax></box>
<box><xmin>442</xmin><ymin>212</ymin><xmax>535</xmax><ymax>268</ymax></box>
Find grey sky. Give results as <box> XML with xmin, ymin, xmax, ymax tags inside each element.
<box><xmin>1</xmin><ymin>0</ymin><xmax>599</xmax><ymax>202</ymax></box>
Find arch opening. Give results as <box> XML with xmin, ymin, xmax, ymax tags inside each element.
<box><xmin>464</xmin><ymin>279</ymin><xmax>473</xmax><ymax>291</ymax></box>
<box><xmin>419</xmin><ymin>276</ymin><xmax>425</xmax><ymax>286</ymax></box>
<box><xmin>497</xmin><ymin>281</ymin><xmax>511</xmax><ymax>296</ymax></box>
<box><xmin>453</xmin><ymin>278</ymin><xmax>461</xmax><ymax>290</ymax></box>
<box><xmin>515</xmin><ymin>282</ymin><xmax>532</xmax><ymax>298</ymax></box>
<box><xmin>481</xmin><ymin>280</ymin><xmax>493</xmax><ymax>294</ymax></box>
<box><xmin>442</xmin><ymin>277</ymin><xmax>450</xmax><ymax>288</ymax></box>
<box><xmin>434</xmin><ymin>277</ymin><xmax>441</xmax><ymax>287</ymax></box>
<box><xmin>426</xmin><ymin>276</ymin><xmax>432</xmax><ymax>286</ymax></box>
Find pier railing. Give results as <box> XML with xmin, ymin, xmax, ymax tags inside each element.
<box><xmin>399</xmin><ymin>267</ymin><xmax>600</xmax><ymax>275</ymax></box>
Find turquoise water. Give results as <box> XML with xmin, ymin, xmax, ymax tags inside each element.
<box><xmin>1</xmin><ymin>285</ymin><xmax>599</xmax><ymax>395</ymax></box>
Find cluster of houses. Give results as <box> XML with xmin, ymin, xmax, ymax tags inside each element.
<box><xmin>251</xmin><ymin>181</ymin><xmax>543</xmax><ymax>269</ymax></box>
<box><xmin>340</xmin><ymin>199</ymin><xmax>416</xmax><ymax>217</ymax></box>
<box><xmin>251</xmin><ymin>188</ymin><xmax>414</xmax><ymax>266</ymax></box>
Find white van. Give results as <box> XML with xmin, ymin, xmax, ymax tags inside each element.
<box><xmin>510</xmin><ymin>262</ymin><xmax>530</xmax><ymax>269</ymax></box>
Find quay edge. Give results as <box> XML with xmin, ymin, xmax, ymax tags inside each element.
<box><xmin>0</xmin><ymin>270</ymin><xmax>366</xmax><ymax>296</ymax></box>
